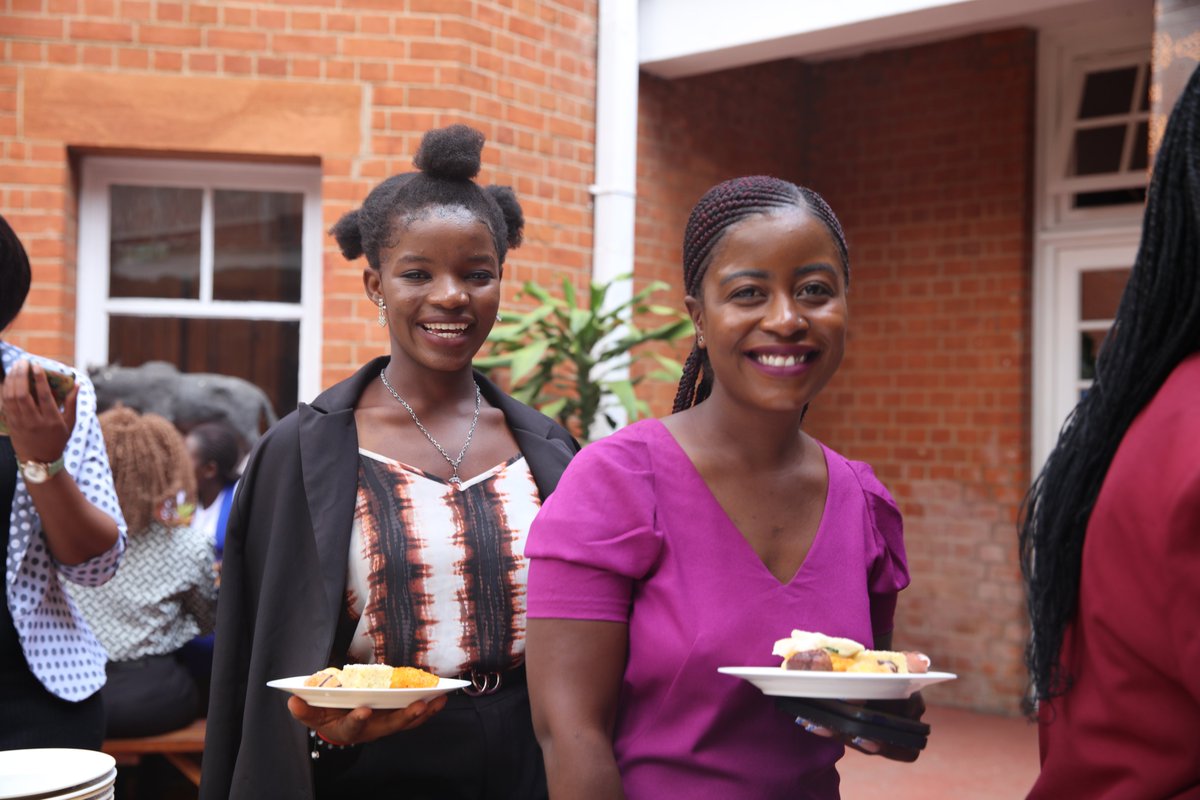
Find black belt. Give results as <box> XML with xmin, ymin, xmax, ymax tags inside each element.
<box><xmin>456</xmin><ymin>665</ymin><xmax>526</xmax><ymax>696</ymax></box>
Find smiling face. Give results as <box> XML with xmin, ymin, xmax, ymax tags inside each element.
<box><xmin>686</xmin><ymin>207</ymin><xmax>848</xmax><ymax>415</ymax></box>
<box><xmin>363</xmin><ymin>206</ymin><xmax>502</xmax><ymax>377</ymax></box>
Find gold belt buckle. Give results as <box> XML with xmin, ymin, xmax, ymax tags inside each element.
<box><xmin>463</xmin><ymin>670</ymin><xmax>502</xmax><ymax>696</ymax></box>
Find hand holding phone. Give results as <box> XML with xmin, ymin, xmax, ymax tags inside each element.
<box><xmin>0</xmin><ymin>360</ymin><xmax>78</xmax><ymax>436</ymax></box>
<box><xmin>776</xmin><ymin>696</ymin><xmax>929</xmax><ymax>762</ymax></box>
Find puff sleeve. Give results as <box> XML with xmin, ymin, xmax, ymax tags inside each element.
<box><xmin>525</xmin><ymin>428</ymin><xmax>663</xmax><ymax>623</ymax></box>
<box><xmin>849</xmin><ymin>460</ymin><xmax>909</xmax><ymax>639</ymax></box>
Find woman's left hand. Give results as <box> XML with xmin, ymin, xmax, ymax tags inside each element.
<box><xmin>286</xmin><ymin>693</ymin><xmax>448</xmax><ymax>746</ymax></box>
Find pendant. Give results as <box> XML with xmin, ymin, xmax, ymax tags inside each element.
<box><xmin>449</xmin><ymin>475</ymin><xmax>462</xmax><ymax>486</ymax></box>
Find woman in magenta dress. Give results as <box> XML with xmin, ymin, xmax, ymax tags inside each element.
<box><xmin>524</xmin><ymin>177</ymin><xmax>917</xmax><ymax>798</ymax></box>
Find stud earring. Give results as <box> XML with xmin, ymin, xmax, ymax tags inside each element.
<box><xmin>376</xmin><ymin>297</ymin><xmax>387</xmax><ymax>327</ymax></box>
<box><xmin>697</xmin><ymin>334</ymin><xmax>705</xmax><ymax>347</ymax></box>
<box><xmin>496</xmin><ymin>312</ymin><xmax>503</xmax><ymax>323</ymax></box>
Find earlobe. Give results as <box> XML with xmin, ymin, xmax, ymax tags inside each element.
<box><xmin>362</xmin><ymin>266</ymin><xmax>381</xmax><ymax>300</ymax></box>
<box><xmin>683</xmin><ymin>295</ymin><xmax>705</xmax><ymax>348</ymax></box>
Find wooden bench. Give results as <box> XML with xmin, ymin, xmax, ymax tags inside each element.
<box><xmin>102</xmin><ymin>717</ymin><xmax>206</xmax><ymax>787</ymax></box>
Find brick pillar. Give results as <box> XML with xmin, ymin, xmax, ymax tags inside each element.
<box><xmin>1150</xmin><ymin>0</ymin><xmax>1200</xmax><ymax>152</ymax></box>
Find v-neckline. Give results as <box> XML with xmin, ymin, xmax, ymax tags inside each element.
<box><xmin>650</xmin><ymin>418</ymin><xmax>833</xmax><ymax>587</ymax></box>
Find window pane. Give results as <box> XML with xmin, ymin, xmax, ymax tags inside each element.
<box><xmin>1079</xmin><ymin>329</ymin><xmax>1111</xmax><ymax>381</ymax></box>
<box><xmin>1139</xmin><ymin>64</ymin><xmax>1150</xmax><ymax>112</ymax></box>
<box><xmin>1078</xmin><ymin>66</ymin><xmax>1137</xmax><ymax>118</ymax></box>
<box><xmin>1130</xmin><ymin>121</ymin><xmax>1149</xmax><ymax>171</ymax></box>
<box><xmin>213</xmin><ymin>190</ymin><xmax>304</xmax><ymax>303</ymax></box>
<box><xmin>1080</xmin><ymin>268</ymin><xmax>1130</xmax><ymax>320</ymax></box>
<box><xmin>108</xmin><ymin>315</ymin><xmax>298</xmax><ymax>419</ymax></box>
<box><xmin>109</xmin><ymin>185</ymin><xmax>202</xmax><ymax>299</ymax></box>
<box><xmin>1072</xmin><ymin>126</ymin><xmax>1126</xmax><ymax>175</ymax></box>
<box><xmin>1073</xmin><ymin>186</ymin><xmax>1146</xmax><ymax>208</ymax></box>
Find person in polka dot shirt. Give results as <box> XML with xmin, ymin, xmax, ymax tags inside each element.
<box><xmin>0</xmin><ymin>214</ymin><xmax>127</xmax><ymax>750</ymax></box>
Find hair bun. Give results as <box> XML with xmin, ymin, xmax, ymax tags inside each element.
<box><xmin>413</xmin><ymin>124</ymin><xmax>484</xmax><ymax>180</ymax></box>
<box><xmin>486</xmin><ymin>185</ymin><xmax>524</xmax><ymax>249</ymax></box>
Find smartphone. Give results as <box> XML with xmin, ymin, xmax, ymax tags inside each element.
<box><xmin>0</xmin><ymin>363</ymin><xmax>77</xmax><ymax>435</ymax></box>
<box><xmin>775</xmin><ymin>697</ymin><xmax>930</xmax><ymax>754</ymax></box>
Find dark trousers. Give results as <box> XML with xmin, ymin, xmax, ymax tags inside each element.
<box><xmin>313</xmin><ymin>682</ymin><xmax>548</xmax><ymax>799</ymax></box>
<box><xmin>0</xmin><ymin>661</ymin><xmax>104</xmax><ymax>751</ymax></box>
<box><xmin>103</xmin><ymin>652</ymin><xmax>201</xmax><ymax>739</ymax></box>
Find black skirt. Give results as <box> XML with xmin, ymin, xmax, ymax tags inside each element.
<box><xmin>312</xmin><ymin>678</ymin><xmax>547</xmax><ymax>800</ymax></box>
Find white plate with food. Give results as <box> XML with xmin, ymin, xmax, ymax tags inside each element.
<box><xmin>269</xmin><ymin>664</ymin><xmax>470</xmax><ymax>710</ymax></box>
<box><xmin>718</xmin><ymin>667</ymin><xmax>957</xmax><ymax>700</ymax></box>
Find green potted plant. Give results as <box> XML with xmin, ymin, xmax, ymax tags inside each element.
<box><xmin>476</xmin><ymin>274</ymin><xmax>693</xmax><ymax>440</ymax></box>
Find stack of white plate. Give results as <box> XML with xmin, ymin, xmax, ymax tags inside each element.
<box><xmin>0</xmin><ymin>749</ymin><xmax>116</xmax><ymax>800</ymax></box>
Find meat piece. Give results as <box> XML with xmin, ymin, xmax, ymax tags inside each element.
<box><xmin>784</xmin><ymin>649</ymin><xmax>834</xmax><ymax>671</ymax></box>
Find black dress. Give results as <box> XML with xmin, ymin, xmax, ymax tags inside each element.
<box><xmin>0</xmin><ymin>435</ymin><xmax>104</xmax><ymax>750</ymax></box>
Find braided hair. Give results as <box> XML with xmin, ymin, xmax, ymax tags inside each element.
<box><xmin>330</xmin><ymin>124</ymin><xmax>524</xmax><ymax>269</ymax></box>
<box><xmin>1019</xmin><ymin>65</ymin><xmax>1200</xmax><ymax>711</ymax></box>
<box><xmin>100</xmin><ymin>407</ymin><xmax>197</xmax><ymax>536</ymax></box>
<box><xmin>672</xmin><ymin>176</ymin><xmax>850</xmax><ymax>412</ymax></box>
<box><xmin>0</xmin><ymin>214</ymin><xmax>32</xmax><ymax>333</ymax></box>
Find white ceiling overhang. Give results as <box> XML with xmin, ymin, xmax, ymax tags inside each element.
<box><xmin>639</xmin><ymin>0</ymin><xmax>1146</xmax><ymax>77</ymax></box>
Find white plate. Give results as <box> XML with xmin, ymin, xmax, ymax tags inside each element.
<box><xmin>0</xmin><ymin>749</ymin><xmax>115</xmax><ymax>799</ymax></box>
<box><xmin>717</xmin><ymin>667</ymin><xmax>958</xmax><ymax>700</ymax></box>
<box><xmin>267</xmin><ymin>675</ymin><xmax>471</xmax><ymax>709</ymax></box>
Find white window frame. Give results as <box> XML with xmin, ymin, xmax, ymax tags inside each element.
<box><xmin>77</xmin><ymin>157</ymin><xmax>324</xmax><ymax>404</ymax></box>
<box><xmin>1032</xmin><ymin>14</ymin><xmax>1150</xmax><ymax>469</ymax></box>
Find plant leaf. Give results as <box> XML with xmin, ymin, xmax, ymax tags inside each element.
<box><xmin>509</xmin><ymin>340</ymin><xmax>552</xmax><ymax>383</ymax></box>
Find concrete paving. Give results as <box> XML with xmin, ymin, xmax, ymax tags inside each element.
<box><xmin>838</xmin><ymin>704</ymin><xmax>1041</xmax><ymax>799</ymax></box>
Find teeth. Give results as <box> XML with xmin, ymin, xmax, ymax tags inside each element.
<box><xmin>756</xmin><ymin>352</ymin><xmax>812</xmax><ymax>367</ymax></box>
<box><xmin>423</xmin><ymin>323</ymin><xmax>468</xmax><ymax>338</ymax></box>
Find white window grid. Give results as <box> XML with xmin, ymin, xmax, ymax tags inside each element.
<box><xmin>77</xmin><ymin>157</ymin><xmax>324</xmax><ymax>404</ymax></box>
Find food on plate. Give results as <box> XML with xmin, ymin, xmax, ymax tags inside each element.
<box><xmin>304</xmin><ymin>667</ymin><xmax>343</xmax><ymax>687</ymax></box>
<box><xmin>771</xmin><ymin>630</ymin><xmax>930</xmax><ymax>674</ymax></box>
<box><xmin>302</xmin><ymin>663</ymin><xmax>441</xmax><ymax>689</ymax></box>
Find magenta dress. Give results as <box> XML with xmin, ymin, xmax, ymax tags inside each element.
<box><xmin>526</xmin><ymin>418</ymin><xmax>909</xmax><ymax>800</ymax></box>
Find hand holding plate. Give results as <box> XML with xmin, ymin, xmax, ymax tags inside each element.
<box><xmin>287</xmin><ymin>692</ymin><xmax>448</xmax><ymax>745</ymax></box>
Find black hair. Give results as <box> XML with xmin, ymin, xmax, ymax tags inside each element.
<box><xmin>1019</xmin><ymin>65</ymin><xmax>1200</xmax><ymax>712</ymax></box>
<box><xmin>0</xmin><ymin>214</ymin><xmax>33</xmax><ymax>332</ymax></box>
<box><xmin>329</xmin><ymin>124</ymin><xmax>524</xmax><ymax>269</ymax></box>
<box><xmin>671</xmin><ymin>175</ymin><xmax>850</xmax><ymax>412</ymax></box>
<box><xmin>186</xmin><ymin>420</ymin><xmax>243</xmax><ymax>484</ymax></box>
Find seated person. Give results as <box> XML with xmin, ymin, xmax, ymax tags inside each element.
<box><xmin>179</xmin><ymin>419</ymin><xmax>243</xmax><ymax>706</ymax></box>
<box><xmin>70</xmin><ymin>407</ymin><xmax>216</xmax><ymax>738</ymax></box>
<box><xmin>185</xmin><ymin>419</ymin><xmax>243</xmax><ymax>563</ymax></box>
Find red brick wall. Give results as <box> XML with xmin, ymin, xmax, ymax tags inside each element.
<box><xmin>0</xmin><ymin>1</ymin><xmax>597</xmax><ymax>387</ymax></box>
<box><xmin>635</xmin><ymin>62</ymin><xmax>807</xmax><ymax>413</ymax></box>
<box><xmin>635</xmin><ymin>30</ymin><xmax>1036</xmax><ymax>714</ymax></box>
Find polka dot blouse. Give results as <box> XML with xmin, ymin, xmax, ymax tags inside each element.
<box><xmin>2</xmin><ymin>343</ymin><xmax>127</xmax><ymax>701</ymax></box>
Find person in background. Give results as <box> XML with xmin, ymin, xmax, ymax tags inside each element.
<box><xmin>525</xmin><ymin>176</ymin><xmax>917</xmax><ymax>798</ymax></box>
<box><xmin>0</xmin><ymin>213</ymin><xmax>126</xmax><ymax>750</ymax></box>
<box><xmin>186</xmin><ymin>419</ymin><xmax>243</xmax><ymax>565</ymax></box>
<box><xmin>1021</xmin><ymin>65</ymin><xmax>1200</xmax><ymax>798</ymax></box>
<box><xmin>201</xmin><ymin>124</ymin><xmax>578</xmax><ymax>800</ymax></box>
<box><xmin>177</xmin><ymin>419</ymin><xmax>243</xmax><ymax>708</ymax></box>
<box><xmin>70</xmin><ymin>407</ymin><xmax>216</xmax><ymax>738</ymax></box>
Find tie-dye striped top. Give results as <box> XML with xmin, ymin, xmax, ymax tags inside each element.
<box><xmin>345</xmin><ymin>448</ymin><xmax>543</xmax><ymax>676</ymax></box>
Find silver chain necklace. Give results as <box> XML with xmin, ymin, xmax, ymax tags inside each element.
<box><xmin>379</xmin><ymin>369</ymin><xmax>481</xmax><ymax>486</ymax></box>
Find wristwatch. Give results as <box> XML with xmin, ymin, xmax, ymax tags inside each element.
<box><xmin>19</xmin><ymin>456</ymin><xmax>64</xmax><ymax>484</ymax></box>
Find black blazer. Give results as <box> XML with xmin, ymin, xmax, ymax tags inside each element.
<box><xmin>200</xmin><ymin>357</ymin><xmax>579</xmax><ymax>800</ymax></box>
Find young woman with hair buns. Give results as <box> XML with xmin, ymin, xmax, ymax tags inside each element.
<box><xmin>524</xmin><ymin>176</ymin><xmax>920</xmax><ymax>798</ymax></box>
<box><xmin>201</xmin><ymin>125</ymin><xmax>578</xmax><ymax>800</ymax></box>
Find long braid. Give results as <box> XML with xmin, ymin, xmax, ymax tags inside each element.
<box><xmin>100</xmin><ymin>407</ymin><xmax>197</xmax><ymax>535</ymax></box>
<box><xmin>672</xmin><ymin>176</ymin><xmax>851</xmax><ymax>412</ymax></box>
<box><xmin>1019</xmin><ymin>65</ymin><xmax>1200</xmax><ymax>712</ymax></box>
